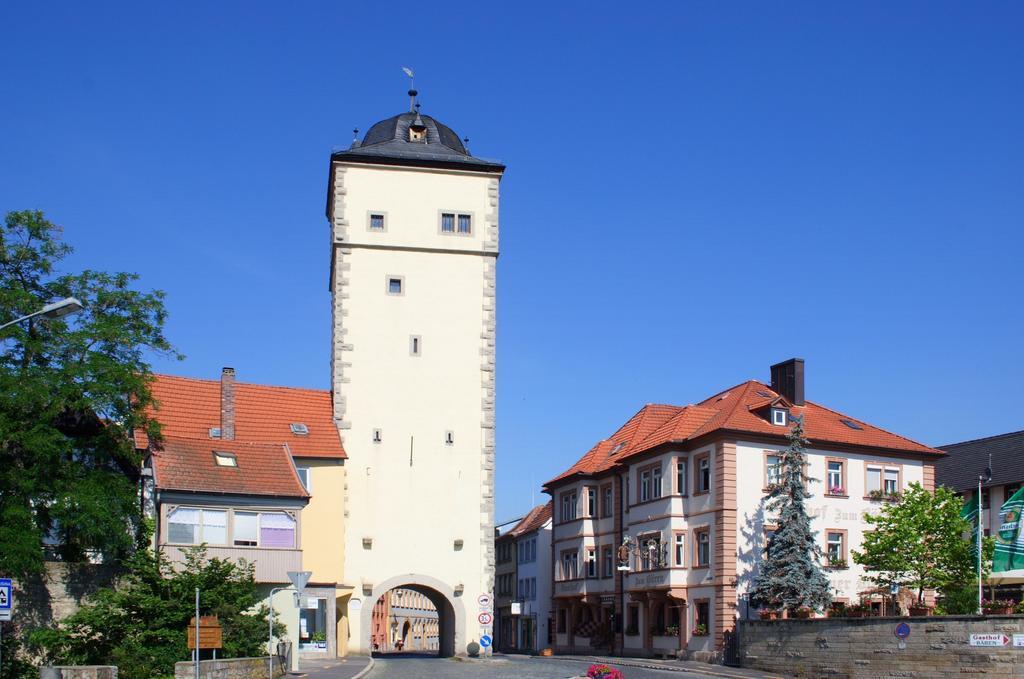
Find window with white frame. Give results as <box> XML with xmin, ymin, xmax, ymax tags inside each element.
<box><xmin>369</xmin><ymin>213</ymin><xmax>385</xmax><ymax>230</ymax></box>
<box><xmin>696</xmin><ymin>528</ymin><xmax>710</xmax><ymax>567</ymax></box>
<box><xmin>458</xmin><ymin>214</ymin><xmax>472</xmax><ymax>234</ymax></box>
<box><xmin>765</xmin><ymin>454</ymin><xmax>782</xmax><ymax>487</ymax></box>
<box><xmin>652</xmin><ymin>465</ymin><xmax>663</xmax><ymax>499</ymax></box>
<box><xmin>586</xmin><ymin>486</ymin><xmax>597</xmax><ymax>516</ymax></box>
<box><xmin>233</xmin><ymin>511</ymin><xmax>259</xmax><ymax>546</ymax></box>
<box><xmin>866</xmin><ymin>466</ymin><xmax>882</xmax><ymax>494</ymax></box>
<box><xmin>561</xmin><ymin>551</ymin><xmax>578</xmax><ymax>580</ymax></box>
<box><xmin>676</xmin><ymin>458</ymin><xmax>688</xmax><ymax>495</ymax></box>
<box><xmin>586</xmin><ymin>547</ymin><xmax>597</xmax><ymax>578</ymax></box>
<box><xmin>827</xmin><ymin>531</ymin><xmax>845</xmax><ymax>566</ymax></box>
<box><xmin>601</xmin><ymin>485</ymin><xmax>613</xmax><ymax>517</ymax></box>
<box><xmin>167</xmin><ymin>508</ymin><xmax>226</xmax><ymax>545</ymax></box>
<box><xmin>441</xmin><ymin>212</ymin><xmax>455</xmax><ymax>233</ymax></box>
<box><xmin>560</xmin><ymin>491</ymin><xmax>577</xmax><ymax>521</ymax></box>
<box><xmin>771</xmin><ymin>408</ymin><xmax>788</xmax><ymax>426</ymax></box>
<box><xmin>827</xmin><ymin>461</ymin><xmax>844</xmax><ymax>495</ymax></box>
<box><xmin>602</xmin><ymin>545</ymin><xmax>613</xmax><ymax>577</ymax></box>
<box><xmin>296</xmin><ymin>467</ymin><xmax>311</xmax><ymax>492</ymax></box>
<box><xmin>640</xmin><ymin>469</ymin><xmax>652</xmax><ymax>502</ymax></box>
<box><xmin>697</xmin><ymin>456</ymin><xmax>711</xmax><ymax>493</ymax></box>
<box><xmin>884</xmin><ymin>469</ymin><xmax>900</xmax><ymax>495</ymax></box>
<box><xmin>674</xmin><ymin>533</ymin><xmax>686</xmax><ymax>567</ymax></box>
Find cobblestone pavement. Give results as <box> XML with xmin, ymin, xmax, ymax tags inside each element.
<box><xmin>365</xmin><ymin>653</ymin><xmax>757</xmax><ymax>678</ymax></box>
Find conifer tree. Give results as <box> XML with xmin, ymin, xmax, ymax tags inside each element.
<box><xmin>749</xmin><ymin>415</ymin><xmax>832</xmax><ymax>614</ymax></box>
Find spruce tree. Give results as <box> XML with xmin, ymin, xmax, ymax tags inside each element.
<box><xmin>749</xmin><ymin>415</ymin><xmax>832</xmax><ymax>614</ymax></box>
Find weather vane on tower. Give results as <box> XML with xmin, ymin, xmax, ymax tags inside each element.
<box><xmin>402</xmin><ymin>67</ymin><xmax>417</xmax><ymax>112</ymax></box>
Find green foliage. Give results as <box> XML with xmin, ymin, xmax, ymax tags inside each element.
<box><xmin>0</xmin><ymin>210</ymin><xmax>180</xmax><ymax>578</ymax></box>
<box><xmin>935</xmin><ymin>584</ymin><xmax>977</xmax><ymax>615</ymax></box>
<box><xmin>31</xmin><ymin>548</ymin><xmax>279</xmax><ymax>679</ymax></box>
<box><xmin>852</xmin><ymin>483</ymin><xmax>975</xmax><ymax>604</ymax></box>
<box><xmin>748</xmin><ymin>416</ymin><xmax>832</xmax><ymax>614</ymax></box>
<box><xmin>0</xmin><ymin>624</ymin><xmax>37</xmax><ymax>679</ymax></box>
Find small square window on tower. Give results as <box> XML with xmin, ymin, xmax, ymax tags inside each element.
<box><xmin>385</xmin><ymin>275</ymin><xmax>404</xmax><ymax>295</ymax></box>
<box><xmin>458</xmin><ymin>214</ymin><xmax>472</xmax><ymax>234</ymax></box>
<box><xmin>440</xmin><ymin>212</ymin><xmax>455</xmax><ymax>233</ymax></box>
<box><xmin>410</xmin><ymin>335</ymin><xmax>422</xmax><ymax>356</ymax></box>
<box><xmin>372</xmin><ymin>428</ymin><xmax>382</xmax><ymax>444</ymax></box>
<box><xmin>368</xmin><ymin>212</ymin><xmax>386</xmax><ymax>231</ymax></box>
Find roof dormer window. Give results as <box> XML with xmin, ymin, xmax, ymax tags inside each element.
<box><xmin>771</xmin><ymin>407</ymin><xmax>788</xmax><ymax>427</ymax></box>
<box><xmin>408</xmin><ymin>113</ymin><xmax>427</xmax><ymax>142</ymax></box>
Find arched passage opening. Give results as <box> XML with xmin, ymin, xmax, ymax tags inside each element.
<box><xmin>364</xmin><ymin>575</ymin><xmax>461</xmax><ymax>658</ymax></box>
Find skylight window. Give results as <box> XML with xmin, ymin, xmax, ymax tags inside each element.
<box><xmin>756</xmin><ymin>390</ymin><xmax>773</xmax><ymax>398</ymax></box>
<box><xmin>213</xmin><ymin>451</ymin><xmax>237</xmax><ymax>467</ymax></box>
<box><xmin>209</xmin><ymin>427</ymin><xmax>222</xmax><ymax>439</ymax></box>
<box><xmin>840</xmin><ymin>419</ymin><xmax>864</xmax><ymax>431</ymax></box>
<box><xmin>290</xmin><ymin>423</ymin><xmax>309</xmax><ymax>436</ymax></box>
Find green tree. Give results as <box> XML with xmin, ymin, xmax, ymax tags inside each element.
<box><xmin>748</xmin><ymin>416</ymin><xmax>832</xmax><ymax>614</ymax></box>
<box><xmin>0</xmin><ymin>210</ymin><xmax>179</xmax><ymax>577</ymax></box>
<box><xmin>852</xmin><ymin>482</ymin><xmax>975</xmax><ymax>605</ymax></box>
<box><xmin>31</xmin><ymin>548</ymin><xmax>280</xmax><ymax>679</ymax></box>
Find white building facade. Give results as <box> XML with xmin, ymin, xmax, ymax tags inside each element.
<box><xmin>511</xmin><ymin>504</ymin><xmax>553</xmax><ymax>652</ymax></box>
<box><xmin>545</xmin><ymin>359</ymin><xmax>943</xmax><ymax>660</ymax></box>
<box><xmin>327</xmin><ymin>96</ymin><xmax>505</xmax><ymax>656</ymax></box>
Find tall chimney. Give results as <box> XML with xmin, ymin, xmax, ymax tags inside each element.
<box><xmin>770</xmin><ymin>358</ymin><xmax>805</xmax><ymax>406</ymax></box>
<box><xmin>221</xmin><ymin>367</ymin><xmax>236</xmax><ymax>440</ymax></box>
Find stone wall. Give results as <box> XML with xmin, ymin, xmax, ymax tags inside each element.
<box><xmin>737</xmin><ymin>615</ymin><xmax>1024</xmax><ymax>678</ymax></box>
<box><xmin>39</xmin><ymin>667</ymin><xmax>117</xmax><ymax>679</ymax></box>
<box><xmin>16</xmin><ymin>562</ymin><xmax>121</xmax><ymax>629</ymax></box>
<box><xmin>173</xmin><ymin>657</ymin><xmax>283</xmax><ymax>679</ymax></box>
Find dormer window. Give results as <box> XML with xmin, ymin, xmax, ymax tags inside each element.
<box><xmin>771</xmin><ymin>407</ymin><xmax>788</xmax><ymax>427</ymax></box>
<box><xmin>408</xmin><ymin>117</ymin><xmax>427</xmax><ymax>142</ymax></box>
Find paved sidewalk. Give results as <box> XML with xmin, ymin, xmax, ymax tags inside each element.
<box><xmin>286</xmin><ymin>655</ymin><xmax>374</xmax><ymax>679</ymax></box>
<box><xmin>535</xmin><ymin>654</ymin><xmax>784</xmax><ymax>679</ymax></box>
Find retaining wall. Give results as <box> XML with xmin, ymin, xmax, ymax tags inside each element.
<box><xmin>737</xmin><ymin>615</ymin><xmax>1024</xmax><ymax>678</ymax></box>
<box><xmin>173</xmin><ymin>657</ymin><xmax>283</xmax><ymax>679</ymax></box>
<box><xmin>39</xmin><ymin>667</ymin><xmax>117</xmax><ymax>679</ymax></box>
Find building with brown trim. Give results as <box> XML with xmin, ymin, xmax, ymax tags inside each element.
<box><xmin>543</xmin><ymin>358</ymin><xmax>942</xmax><ymax>660</ymax></box>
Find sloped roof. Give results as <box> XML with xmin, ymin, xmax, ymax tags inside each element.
<box><xmin>138</xmin><ymin>374</ymin><xmax>345</xmax><ymax>459</ymax></box>
<box><xmin>936</xmin><ymin>430</ymin><xmax>1024</xmax><ymax>492</ymax></box>
<box><xmin>509</xmin><ymin>502</ymin><xmax>553</xmax><ymax>537</ymax></box>
<box><xmin>151</xmin><ymin>437</ymin><xmax>309</xmax><ymax>499</ymax></box>
<box><xmin>545</xmin><ymin>380</ymin><xmax>941</xmax><ymax>489</ymax></box>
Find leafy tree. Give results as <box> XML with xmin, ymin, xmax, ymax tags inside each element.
<box><xmin>748</xmin><ymin>416</ymin><xmax>832</xmax><ymax>614</ymax></box>
<box><xmin>0</xmin><ymin>210</ymin><xmax>179</xmax><ymax>577</ymax></box>
<box><xmin>31</xmin><ymin>548</ymin><xmax>280</xmax><ymax>679</ymax></box>
<box><xmin>852</xmin><ymin>482</ymin><xmax>975</xmax><ymax>605</ymax></box>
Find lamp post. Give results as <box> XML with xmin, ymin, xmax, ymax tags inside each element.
<box><xmin>977</xmin><ymin>464</ymin><xmax>993</xmax><ymax>614</ymax></box>
<box><xmin>0</xmin><ymin>297</ymin><xmax>84</xmax><ymax>333</ymax></box>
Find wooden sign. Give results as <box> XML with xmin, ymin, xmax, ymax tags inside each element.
<box><xmin>187</xmin><ymin>616</ymin><xmax>223</xmax><ymax>650</ymax></box>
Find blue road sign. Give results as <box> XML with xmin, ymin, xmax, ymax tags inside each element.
<box><xmin>894</xmin><ymin>622</ymin><xmax>911</xmax><ymax>639</ymax></box>
<box><xmin>0</xmin><ymin>578</ymin><xmax>12</xmax><ymax>621</ymax></box>
<box><xmin>479</xmin><ymin>635</ymin><xmax>492</xmax><ymax>648</ymax></box>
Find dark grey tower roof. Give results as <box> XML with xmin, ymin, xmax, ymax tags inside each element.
<box><xmin>332</xmin><ymin>111</ymin><xmax>504</xmax><ymax>173</ymax></box>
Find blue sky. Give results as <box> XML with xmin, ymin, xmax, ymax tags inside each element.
<box><xmin>2</xmin><ymin>2</ymin><xmax>1022</xmax><ymax>523</ymax></box>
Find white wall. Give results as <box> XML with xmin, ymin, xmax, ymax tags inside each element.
<box><xmin>330</xmin><ymin>161</ymin><xmax>499</xmax><ymax>655</ymax></box>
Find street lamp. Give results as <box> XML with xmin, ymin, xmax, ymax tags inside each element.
<box><xmin>977</xmin><ymin>463</ymin><xmax>993</xmax><ymax>614</ymax></box>
<box><xmin>0</xmin><ymin>297</ymin><xmax>84</xmax><ymax>333</ymax></box>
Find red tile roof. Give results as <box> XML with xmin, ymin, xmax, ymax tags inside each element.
<box><xmin>151</xmin><ymin>437</ymin><xmax>309</xmax><ymax>498</ymax></box>
<box><xmin>545</xmin><ymin>380</ymin><xmax>941</xmax><ymax>489</ymax></box>
<box><xmin>138</xmin><ymin>374</ymin><xmax>345</xmax><ymax>459</ymax></box>
<box><xmin>509</xmin><ymin>502</ymin><xmax>553</xmax><ymax>536</ymax></box>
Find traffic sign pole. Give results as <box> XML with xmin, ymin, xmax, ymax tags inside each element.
<box><xmin>1</xmin><ymin>577</ymin><xmax>14</xmax><ymax>679</ymax></box>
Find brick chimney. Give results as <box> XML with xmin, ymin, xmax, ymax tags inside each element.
<box><xmin>221</xmin><ymin>367</ymin><xmax>236</xmax><ymax>440</ymax></box>
<box><xmin>770</xmin><ymin>358</ymin><xmax>805</xmax><ymax>406</ymax></box>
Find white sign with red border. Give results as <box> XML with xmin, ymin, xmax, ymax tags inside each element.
<box><xmin>477</xmin><ymin>593</ymin><xmax>492</xmax><ymax>609</ymax></box>
<box><xmin>478</xmin><ymin>611</ymin><xmax>493</xmax><ymax>626</ymax></box>
<box><xmin>969</xmin><ymin>633</ymin><xmax>1009</xmax><ymax>647</ymax></box>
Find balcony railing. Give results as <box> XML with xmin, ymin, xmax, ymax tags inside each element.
<box><xmin>160</xmin><ymin>544</ymin><xmax>302</xmax><ymax>583</ymax></box>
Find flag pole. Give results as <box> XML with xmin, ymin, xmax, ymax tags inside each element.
<box><xmin>977</xmin><ymin>475</ymin><xmax>983</xmax><ymax>614</ymax></box>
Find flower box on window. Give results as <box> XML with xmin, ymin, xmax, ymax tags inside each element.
<box><xmin>828</xmin><ymin>485</ymin><xmax>846</xmax><ymax>496</ymax></box>
<box><xmin>827</xmin><ymin>558</ymin><xmax>848</xmax><ymax>570</ymax></box>
<box><xmin>692</xmin><ymin>624</ymin><xmax>709</xmax><ymax>637</ymax></box>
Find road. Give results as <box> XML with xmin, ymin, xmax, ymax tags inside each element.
<box><xmin>364</xmin><ymin>653</ymin><xmax>757</xmax><ymax>678</ymax></box>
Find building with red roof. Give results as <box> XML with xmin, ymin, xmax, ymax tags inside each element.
<box><xmin>543</xmin><ymin>358</ymin><xmax>943</xmax><ymax>660</ymax></box>
<box><xmin>138</xmin><ymin>367</ymin><xmax>348</xmax><ymax>664</ymax></box>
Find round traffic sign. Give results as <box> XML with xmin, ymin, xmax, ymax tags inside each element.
<box><xmin>478</xmin><ymin>611</ymin><xmax>493</xmax><ymax>625</ymax></box>
<box><xmin>894</xmin><ymin>622</ymin><xmax>911</xmax><ymax>640</ymax></box>
<box><xmin>480</xmin><ymin>634</ymin><xmax>492</xmax><ymax>648</ymax></box>
<box><xmin>477</xmin><ymin>593</ymin><xmax>492</xmax><ymax>608</ymax></box>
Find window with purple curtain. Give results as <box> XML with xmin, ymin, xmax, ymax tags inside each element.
<box><xmin>260</xmin><ymin>512</ymin><xmax>296</xmax><ymax>548</ymax></box>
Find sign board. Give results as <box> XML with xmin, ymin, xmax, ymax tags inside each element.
<box><xmin>288</xmin><ymin>571</ymin><xmax>312</xmax><ymax>595</ymax></box>
<box><xmin>477</xmin><ymin>593</ymin><xmax>492</xmax><ymax>608</ymax></box>
<box><xmin>969</xmin><ymin>633</ymin><xmax>1009</xmax><ymax>647</ymax></box>
<box><xmin>479</xmin><ymin>634</ymin><xmax>492</xmax><ymax>648</ymax></box>
<box><xmin>510</xmin><ymin>602</ymin><xmax>522</xmax><ymax>615</ymax></box>
<box><xmin>477</xmin><ymin>611</ymin><xmax>493</xmax><ymax>626</ymax></box>
<box><xmin>187</xmin><ymin>616</ymin><xmax>223</xmax><ymax>650</ymax></box>
<box><xmin>0</xmin><ymin>578</ymin><xmax>11</xmax><ymax>621</ymax></box>
<box><xmin>1013</xmin><ymin>634</ymin><xmax>1024</xmax><ymax>648</ymax></box>
<box><xmin>894</xmin><ymin>622</ymin><xmax>911</xmax><ymax>640</ymax></box>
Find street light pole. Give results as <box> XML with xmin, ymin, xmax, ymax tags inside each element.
<box><xmin>977</xmin><ymin>464</ymin><xmax>992</xmax><ymax>614</ymax></box>
<box><xmin>0</xmin><ymin>297</ymin><xmax>84</xmax><ymax>333</ymax></box>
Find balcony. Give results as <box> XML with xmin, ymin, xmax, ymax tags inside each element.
<box><xmin>160</xmin><ymin>544</ymin><xmax>302</xmax><ymax>583</ymax></box>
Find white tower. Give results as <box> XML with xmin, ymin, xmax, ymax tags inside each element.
<box><xmin>326</xmin><ymin>91</ymin><xmax>504</xmax><ymax>656</ymax></box>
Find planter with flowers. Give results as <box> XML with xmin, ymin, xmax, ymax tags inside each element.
<box><xmin>845</xmin><ymin>603</ymin><xmax>871</xmax><ymax>618</ymax></box>
<box><xmin>827</xmin><ymin>558</ymin><xmax>848</xmax><ymax>570</ymax></box>
<box><xmin>868</xmin><ymin>489</ymin><xmax>901</xmax><ymax>502</ymax></box>
<box><xmin>692</xmin><ymin>623</ymin><xmax>709</xmax><ymax>637</ymax></box>
<box><xmin>587</xmin><ymin>664</ymin><xmax>625</xmax><ymax>679</ymax></box>
<box><xmin>828</xmin><ymin>485</ymin><xmax>846</xmax><ymax>497</ymax></box>
<box><xmin>982</xmin><ymin>599</ymin><xmax>1016</xmax><ymax>615</ymax></box>
<box><xmin>664</xmin><ymin>624</ymin><xmax>680</xmax><ymax>637</ymax></box>
<box><xmin>759</xmin><ymin>610</ymin><xmax>781</xmax><ymax>620</ymax></box>
<box><xmin>1015</xmin><ymin>601</ymin><xmax>1024</xmax><ymax>615</ymax></box>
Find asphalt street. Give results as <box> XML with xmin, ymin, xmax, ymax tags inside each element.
<box><xmin>364</xmin><ymin>653</ymin><xmax>753</xmax><ymax>678</ymax></box>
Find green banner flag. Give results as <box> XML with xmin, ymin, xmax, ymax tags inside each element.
<box><xmin>992</xmin><ymin>485</ymin><xmax>1024</xmax><ymax>576</ymax></box>
<box><xmin>962</xmin><ymin>495</ymin><xmax>981</xmax><ymax>574</ymax></box>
